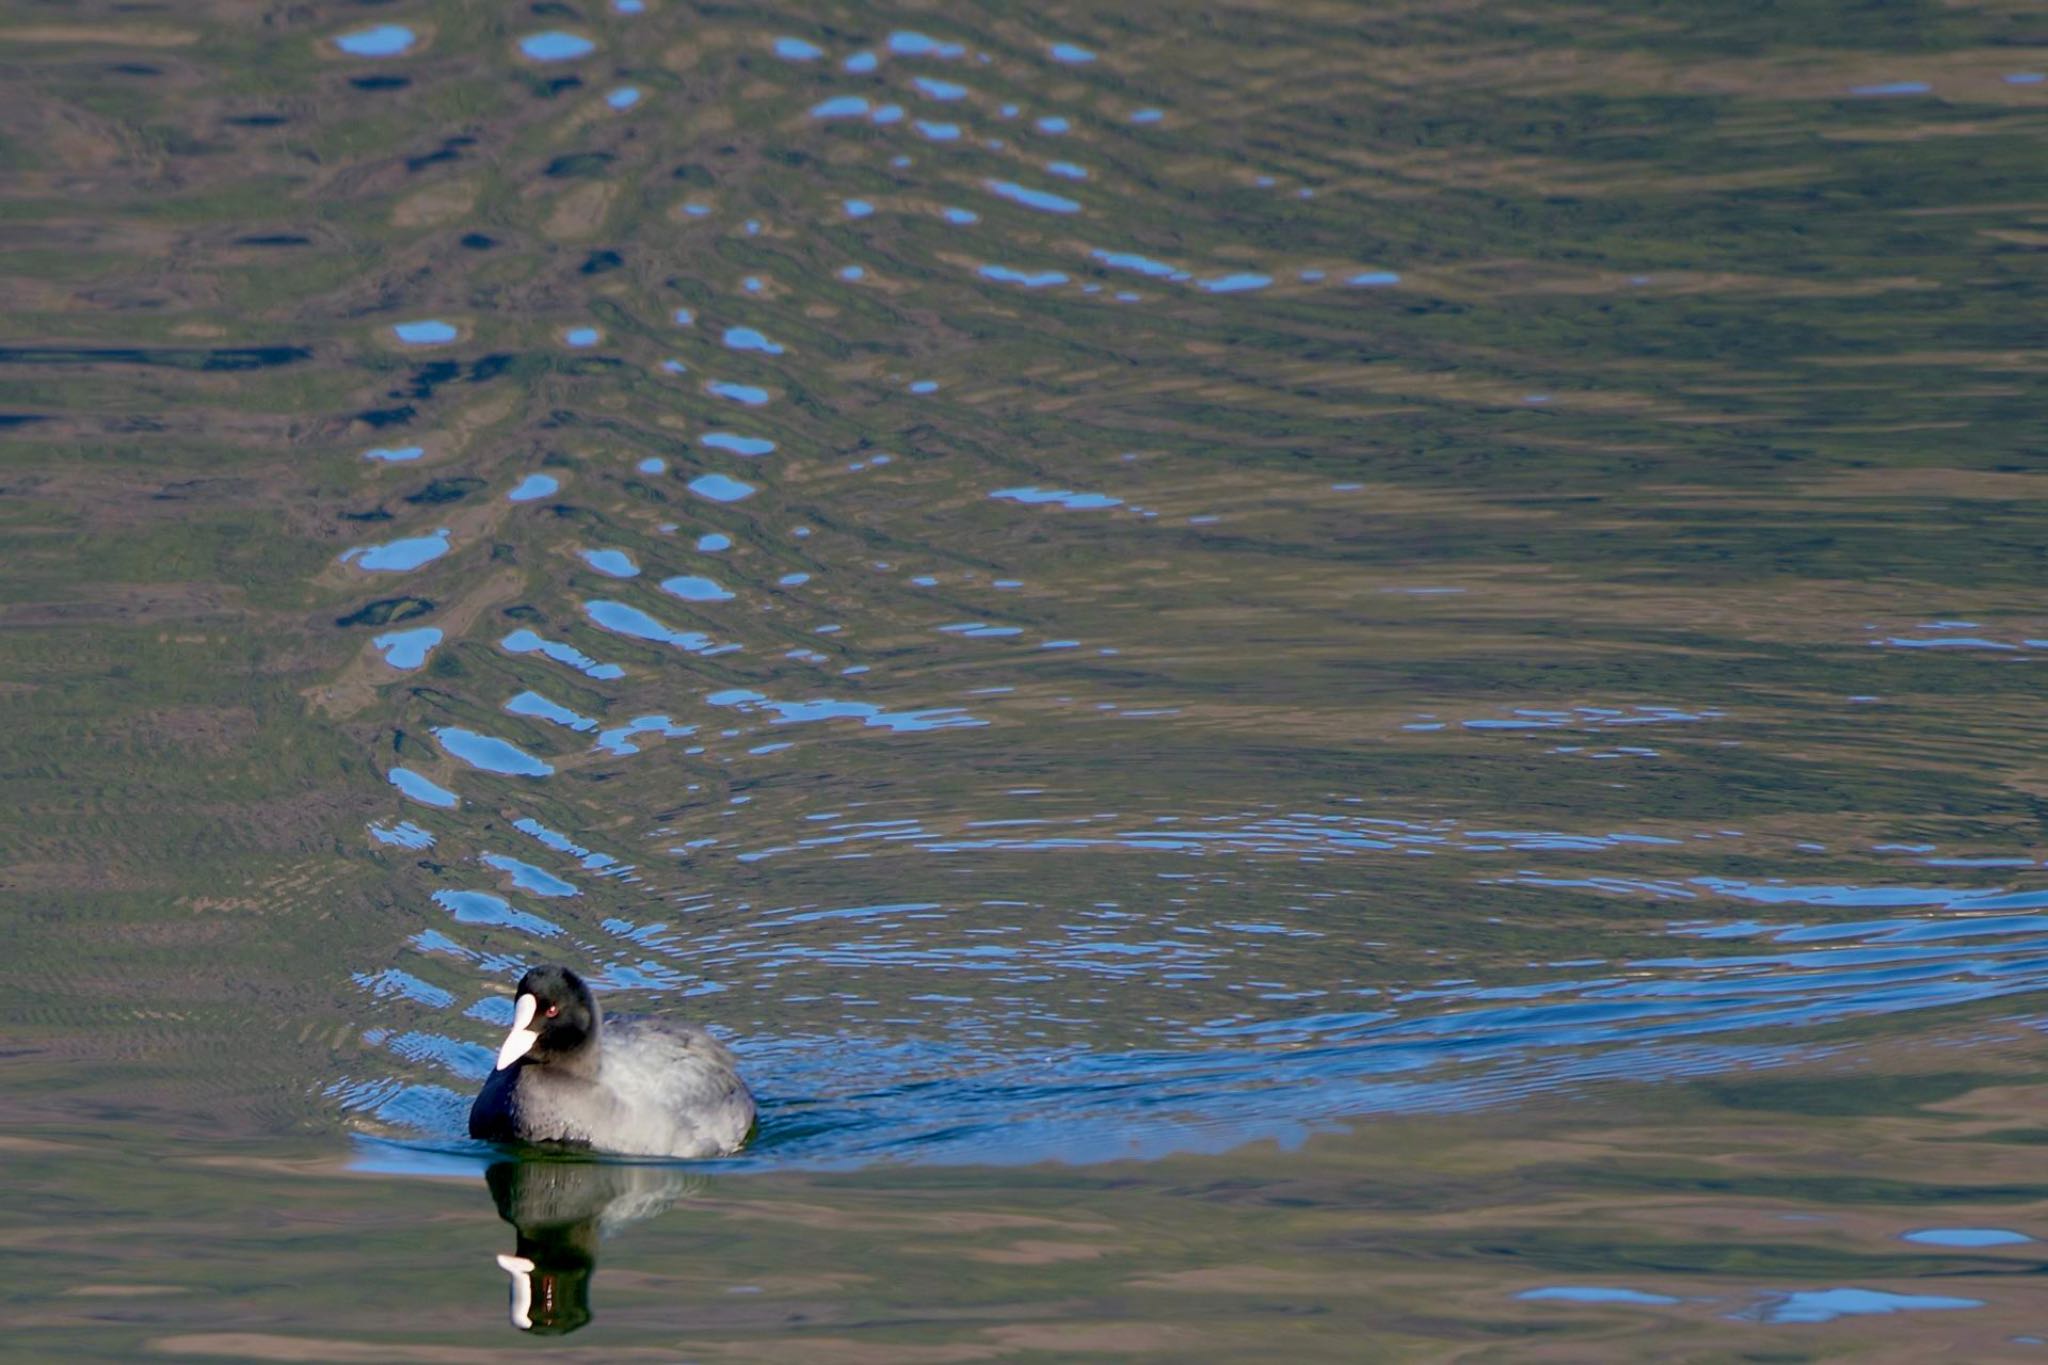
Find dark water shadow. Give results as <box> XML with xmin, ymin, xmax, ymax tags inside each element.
<box><xmin>485</xmin><ymin>1155</ymin><xmax>702</xmax><ymax>1334</ymax></box>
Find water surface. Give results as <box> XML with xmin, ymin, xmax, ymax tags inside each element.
<box><xmin>4</xmin><ymin>0</ymin><xmax>2047</xmax><ymax>1357</ymax></box>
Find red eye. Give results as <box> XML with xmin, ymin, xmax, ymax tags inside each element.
<box><xmin>545</xmin><ymin>1004</ymin><xmax>559</xmax><ymax>1018</ymax></box>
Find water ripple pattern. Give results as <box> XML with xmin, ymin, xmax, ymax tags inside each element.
<box><xmin>11</xmin><ymin>0</ymin><xmax>2047</xmax><ymax>1186</ymax></box>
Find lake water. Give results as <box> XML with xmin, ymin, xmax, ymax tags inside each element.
<box><xmin>5</xmin><ymin>2</ymin><xmax>2048</xmax><ymax>1357</ymax></box>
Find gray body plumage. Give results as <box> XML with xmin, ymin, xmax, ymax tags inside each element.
<box><xmin>471</xmin><ymin>985</ymin><xmax>756</xmax><ymax>1159</ymax></box>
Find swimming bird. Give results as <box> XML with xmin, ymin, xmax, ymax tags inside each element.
<box><xmin>470</xmin><ymin>965</ymin><xmax>755</xmax><ymax>1158</ymax></box>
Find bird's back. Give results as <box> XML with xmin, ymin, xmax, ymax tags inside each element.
<box><xmin>595</xmin><ymin>1016</ymin><xmax>756</xmax><ymax>1158</ymax></box>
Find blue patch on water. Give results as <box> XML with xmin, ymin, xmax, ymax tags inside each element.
<box><xmin>1850</xmin><ymin>81</ymin><xmax>1932</xmax><ymax>97</ymax></box>
<box><xmin>985</xmin><ymin>180</ymin><xmax>1080</xmax><ymax>213</ymax></box>
<box><xmin>612</xmin><ymin>0</ymin><xmax>644</xmax><ymax>12</ymax></box>
<box><xmin>367</xmin><ymin>821</ymin><xmax>435</xmax><ymax>850</ymax></box>
<box><xmin>1092</xmin><ymin>248</ymin><xmax>1183</xmax><ymax>279</ymax></box>
<box><xmin>913</xmin><ymin>76</ymin><xmax>968</xmax><ymax>100</ymax></box>
<box><xmin>579</xmin><ymin>548</ymin><xmax>640</xmax><ymax>578</ymax></box>
<box><xmin>672</xmin><ymin>307</ymin><xmax>695</xmax><ymax>326</ymax></box>
<box><xmin>773</xmin><ymin>36</ymin><xmax>823</xmax><ymax>61</ymax></box>
<box><xmin>839</xmin><ymin>265</ymin><xmax>866</xmax><ymax>281</ymax></box>
<box><xmin>1035</xmin><ymin>115</ymin><xmax>1070</xmax><ymax>134</ymax></box>
<box><xmin>372</xmin><ymin>626</ymin><xmax>442</xmax><ymax>670</ymax></box>
<box><xmin>513</xmin><ymin>818</ymin><xmax>628</xmax><ymax>876</ymax></box>
<box><xmin>434</xmin><ymin>726</ymin><xmax>554</xmax><ymax>777</ymax></box>
<box><xmin>888</xmin><ymin>31</ymin><xmax>964</xmax><ymax>59</ymax></box>
<box><xmin>596</xmin><ymin>714</ymin><xmax>696</xmax><ymax>756</ymax></box>
<box><xmin>363</xmin><ymin>445</ymin><xmax>423</xmax><ymax>463</ymax></box>
<box><xmin>778</xmin><ymin>572</ymin><xmax>810</xmax><ymax>586</ymax></box>
<box><xmin>563</xmin><ymin>326</ymin><xmax>601</xmax><ymax>348</ymax></box>
<box><xmin>723</xmin><ymin>326</ymin><xmax>785</xmax><ymax>355</ymax></box>
<box><xmin>480</xmin><ymin>852</ymin><xmax>579</xmax><ymax>898</ymax></box>
<box><xmin>990</xmin><ymin>485</ymin><xmax>1122</xmax><ymax>509</ymax></box>
<box><xmin>1902</xmin><ymin>1228</ymin><xmax>2032</xmax><ymax>1247</ymax></box>
<box><xmin>942</xmin><ymin>207</ymin><xmax>979</xmax><ymax>224</ymax></box>
<box><xmin>1129</xmin><ymin>107</ymin><xmax>1163</xmax><ymax>124</ymax></box>
<box><xmin>696</xmin><ymin>533</ymin><xmax>731</xmax><ymax>552</ymax></box>
<box><xmin>1745</xmin><ymin>1288</ymin><xmax>1982</xmax><ymax>1323</ymax></box>
<box><xmin>518</xmin><ymin>31</ymin><xmax>595</xmax><ymax>62</ymax></box>
<box><xmin>377</xmin><ymin>1031</ymin><xmax>493</xmax><ymax>1080</ymax></box>
<box><xmin>506</xmin><ymin>473</ymin><xmax>558</xmax><ymax>502</ymax></box>
<box><xmin>979</xmin><ymin>264</ymin><xmax>1069</xmax><ymax>288</ymax></box>
<box><xmin>661</xmin><ymin>574</ymin><xmax>735</xmax><ymax>602</ymax></box>
<box><xmin>431</xmin><ymin>889</ymin><xmax>561</xmax><ymax>938</ymax></box>
<box><xmin>871</xmin><ymin>103</ymin><xmax>904</xmax><ymax>125</ymax></box>
<box><xmin>701</xmin><ymin>432</ymin><xmax>776</xmax><ymax>455</ymax></box>
<box><xmin>388</xmin><ymin>767</ymin><xmax>458</xmax><ymax>808</ymax></box>
<box><xmin>909</xmin><ymin>379</ymin><xmax>939</xmax><ymax>394</ymax></box>
<box><xmin>342</xmin><ymin>527</ymin><xmax>451</xmax><ymax>572</ymax></box>
<box><xmin>504</xmin><ymin>689</ymin><xmax>597</xmax><ymax>732</ymax></box>
<box><xmin>605</xmin><ymin>86</ymin><xmax>641</xmax><ymax>110</ymax></box>
<box><xmin>810</xmin><ymin>95</ymin><xmax>871</xmax><ymax>120</ymax></box>
<box><xmin>1047</xmin><ymin>161</ymin><xmax>1089</xmax><ymax>180</ymax></box>
<box><xmin>1873</xmin><ymin>632</ymin><xmax>2017</xmax><ymax>650</ymax></box>
<box><xmin>499</xmin><ymin>626</ymin><xmax>618</xmax><ymax>679</ymax></box>
<box><xmin>1517</xmin><ymin>1287</ymin><xmax>1679</xmax><ymax>1306</ymax></box>
<box><xmin>708</xmin><ymin>688</ymin><xmax>986</xmax><ymax>734</ymax></box>
<box><xmin>707</xmin><ymin>381</ymin><xmax>772</xmax><ymax>408</ymax></box>
<box><xmin>1048</xmin><ymin>42</ymin><xmax>1096</xmax><ymax>64</ymax></box>
<box><xmin>335</xmin><ymin>24</ymin><xmax>416</xmax><ymax>57</ymax></box>
<box><xmin>1683</xmin><ymin>877</ymin><xmax>2048</xmax><ymax>915</ymax></box>
<box><xmin>352</xmin><ymin>968</ymin><xmax>452</xmax><ymax>1006</ymax></box>
<box><xmin>916</xmin><ymin>121</ymin><xmax>962</xmax><ymax>141</ymax></box>
<box><xmin>638</xmin><ymin>457</ymin><xmax>666</xmax><ymax>475</ymax></box>
<box><xmin>465</xmin><ymin>997</ymin><xmax>515</xmax><ymax>1026</ymax></box>
<box><xmin>584</xmin><ymin>600</ymin><xmax>722</xmax><ymax>652</ymax></box>
<box><xmin>1348</xmin><ymin>271</ymin><xmax>1402</xmax><ymax>287</ymax></box>
<box><xmin>843</xmin><ymin>198</ymin><xmax>874</xmax><ymax>218</ymax></box>
<box><xmin>690</xmin><ymin>473</ymin><xmax>758</xmax><ymax>502</ymax></box>
<box><xmin>844</xmin><ymin>51</ymin><xmax>878</xmax><ymax>73</ymax></box>
<box><xmin>2007</xmin><ymin>72</ymin><xmax>2046</xmax><ymax>85</ymax></box>
<box><xmin>1198</xmin><ymin>273</ymin><xmax>1272</xmax><ymax>294</ymax></box>
<box><xmin>391</xmin><ymin>320</ymin><xmax>457</xmax><ymax>345</ymax></box>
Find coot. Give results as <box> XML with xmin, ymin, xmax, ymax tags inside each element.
<box><xmin>469</xmin><ymin>965</ymin><xmax>756</xmax><ymax>1158</ymax></box>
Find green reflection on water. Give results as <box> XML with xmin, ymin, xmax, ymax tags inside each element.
<box><xmin>4</xmin><ymin>0</ymin><xmax>2048</xmax><ymax>1353</ymax></box>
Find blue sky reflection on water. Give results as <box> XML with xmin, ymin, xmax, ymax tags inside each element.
<box><xmin>433</xmin><ymin>727</ymin><xmax>554</xmax><ymax>778</ymax></box>
<box><xmin>17</xmin><ymin>3</ymin><xmax>2048</xmax><ymax>1351</ymax></box>
<box><xmin>333</xmin><ymin>24</ymin><xmax>416</xmax><ymax>57</ymax></box>
<box><xmin>341</xmin><ymin>529</ymin><xmax>449</xmax><ymax>572</ymax></box>
<box><xmin>688</xmin><ymin>473</ymin><xmax>757</xmax><ymax>502</ymax></box>
<box><xmin>389</xmin><ymin>319</ymin><xmax>457</xmax><ymax>345</ymax></box>
<box><xmin>371</xmin><ymin>626</ymin><xmax>441</xmax><ymax>669</ymax></box>
<box><xmin>517</xmin><ymin>31</ymin><xmax>595</xmax><ymax>63</ymax></box>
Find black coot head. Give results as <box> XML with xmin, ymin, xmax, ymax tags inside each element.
<box><xmin>495</xmin><ymin>965</ymin><xmax>600</xmax><ymax>1070</ymax></box>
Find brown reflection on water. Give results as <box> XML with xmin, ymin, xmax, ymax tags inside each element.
<box><xmin>6</xmin><ymin>0</ymin><xmax>2048</xmax><ymax>1353</ymax></box>
<box><xmin>13</xmin><ymin>1046</ymin><xmax>2046</xmax><ymax>1358</ymax></box>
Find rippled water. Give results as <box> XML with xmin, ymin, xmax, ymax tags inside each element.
<box><xmin>6</xmin><ymin>0</ymin><xmax>2048</xmax><ymax>1356</ymax></box>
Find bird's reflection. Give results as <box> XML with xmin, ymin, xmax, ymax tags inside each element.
<box><xmin>485</xmin><ymin>1157</ymin><xmax>701</xmax><ymax>1333</ymax></box>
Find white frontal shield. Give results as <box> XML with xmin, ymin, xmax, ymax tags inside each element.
<box><xmin>495</xmin><ymin>993</ymin><xmax>541</xmax><ymax>1071</ymax></box>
